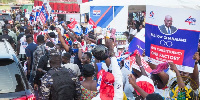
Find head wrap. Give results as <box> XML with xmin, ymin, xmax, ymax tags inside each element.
<box><xmin>135</xmin><ymin>75</ymin><xmax>155</xmax><ymax>96</ymax></box>
<box><xmin>151</xmin><ymin>62</ymin><xmax>169</xmax><ymax>74</ymax></box>
<box><xmin>97</xmin><ymin>70</ymin><xmax>115</xmax><ymax>100</ymax></box>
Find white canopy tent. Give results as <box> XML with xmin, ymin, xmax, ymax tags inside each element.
<box><xmin>80</xmin><ymin>0</ymin><xmax>200</xmax><ymax>14</ymax></box>
<box><xmin>147</xmin><ymin>0</ymin><xmax>200</xmax><ymax>10</ymax></box>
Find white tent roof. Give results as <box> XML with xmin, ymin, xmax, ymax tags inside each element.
<box><xmin>147</xmin><ymin>0</ymin><xmax>200</xmax><ymax>9</ymax></box>
<box><xmin>80</xmin><ymin>0</ymin><xmax>146</xmax><ymax>14</ymax></box>
<box><xmin>80</xmin><ymin>0</ymin><xmax>200</xmax><ymax>14</ymax></box>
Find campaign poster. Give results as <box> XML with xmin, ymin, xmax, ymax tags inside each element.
<box><xmin>129</xmin><ymin>29</ymin><xmax>145</xmax><ymax>55</ymax></box>
<box><xmin>39</xmin><ymin>3</ymin><xmax>49</xmax><ymax>25</ymax></box>
<box><xmin>145</xmin><ymin>5</ymin><xmax>200</xmax><ymax>68</ymax></box>
<box><xmin>90</xmin><ymin>6</ymin><xmax>127</xmax><ymax>33</ymax></box>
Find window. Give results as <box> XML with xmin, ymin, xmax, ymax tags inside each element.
<box><xmin>0</xmin><ymin>59</ymin><xmax>25</xmax><ymax>93</ymax></box>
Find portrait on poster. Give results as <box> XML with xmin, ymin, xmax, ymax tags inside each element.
<box><xmin>158</xmin><ymin>15</ymin><xmax>178</xmax><ymax>35</ymax></box>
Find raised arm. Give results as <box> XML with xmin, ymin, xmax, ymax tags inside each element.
<box><xmin>62</xmin><ymin>24</ymin><xmax>76</xmax><ymax>42</ymax></box>
<box><xmin>77</xmin><ymin>43</ymin><xmax>82</xmax><ymax>61</ymax></box>
<box><xmin>169</xmin><ymin>62</ymin><xmax>185</xmax><ymax>89</ymax></box>
<box><xmin>190</xmin><ymin>52</ymin><xmax>199</xmax><ymax>90</ymax></box>
<box><xmin>86</xmin><ymin>36</ymin><xmax>96</xmax><ymax>44</ymax></box>
<box><xmin>128</xmin><ymin>74</ymin><xmax>148</xmax><ymax>99</ymax></box>
<box><xmin>149</xmin><ymin>62</ymin><xmax>169</xmax><ymax>87</ymax></box>
<box><xmin>157</xmin><ymin>71</ymin><xmax>169</xmax><ymax>88</ymax></box>
<box><xmin>135</xmin><ymin>54</ymin><xmax>148</xmax><ymax>76</ymax></box>
<box><xmin>56</xmin><ymin>27</ymin><xmax>69</xmax><ymax>52</ymax></box>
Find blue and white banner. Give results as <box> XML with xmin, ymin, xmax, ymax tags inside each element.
<box><xmin>129</xmin><ymin>29</ymin><xmax>145</xmax><ymax>55</ymax></box>
<box><xmin>73</xmin><ymin>23</ymin><xmax>83</xmax><ymax>36</ymax></box>
<box><xmin>29</xmin><ymin>12</ymin><xmax>34</xmax><ymax>22</ymax></box>
<box><xmin>39</xmin><ymin>2</ymin><xmax>51</xmax><ymax>25</ymax></box>
<box><xmin>90</xmin><ymin>6</ymin><xmax>127</xmax><ymax>33</ymax></box>
<box><xmin>145</xmin><ymin>5</ymin><xmax>200</xmax><ymax>68</ymax></box>
<box><xmin>35</xmin><ymin>9</ymin><xmax>40</xmax><ymax>21</ymax></box>
<box><xmin>39</xmin><ymin>4</ymin><xmax>49</xmax><ymax>24</ymax></box>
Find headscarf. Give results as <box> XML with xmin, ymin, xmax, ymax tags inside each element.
<box><xmin>135</xmin><ymin>75</ymin><xmax>155</xmax><ymax>96</ymax></box>
<box><xmin>97</xmin><ymin>70</ymin><xmax>115</xmax><ymax>100</ymax></box>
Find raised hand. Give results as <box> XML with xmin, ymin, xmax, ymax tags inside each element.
<box><xmin>56</xmin><ymin>27</ymin><xmax>61</xmax><ymax>34</ymax></box>
<box><xmin>193</xmin><ymin>52</ymin><xmax>199</xmax><ymax>63</ymax></box>
<box><xmin>135</xmin><ymin>54</ymin><xmax>142</xmax><ymax>66</ymax></box>
<box><xmin>128</xmin><ymin>74</ymin><xmax>136</xmax><ymax>86</ymax></box>
<box><xmin>168</xmin><ymin>62</ymin><xmax>178</xmax><ymax>71</ymax></box>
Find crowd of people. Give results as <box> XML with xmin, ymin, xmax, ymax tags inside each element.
<box><xmin>0</xmin><ymin>9</ymin><xmax>200</xmax><ymax>100</ymax></box>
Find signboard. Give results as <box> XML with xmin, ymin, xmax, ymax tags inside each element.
<box><xmin>145</xmin><ymin>5</ymin><xmax>200</xmax><ymax>68</ymax></box>
<box><xmin>90</xmin><ymin>6</ymin><xmax>127</xmax><ymax>33</ymax></box>
<box><xmin>129</xmin><ymin>29</ymin><xmax>145</xmax><ymax>55</ymax></box>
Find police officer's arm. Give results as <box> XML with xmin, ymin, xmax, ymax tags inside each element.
<box><xmin>56</xmin><ymin>27</ymin><xmax>69</xmax><ymax>52</ymax></box>
<box><xmin>41</xmin><ymin>73</ymin><xmax>52</xmax><ymax>99</ymax></box>
<box><xmin>190</xmin><ymin>52</ymin><xmax>199</xmax><ymax>90</ymax></box>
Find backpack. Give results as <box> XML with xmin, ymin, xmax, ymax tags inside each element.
<box><xmin>48</xmin><ymin>67</ymin><xmax>81</xmax><ymax>100</ymax></box>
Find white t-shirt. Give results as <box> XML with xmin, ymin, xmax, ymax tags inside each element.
<box><xmin>62</xmin><ymin>63</ymin><xmax>81</xmax><ymax>76</ymax></box>
<box><xmin>121</xmin><ymin>67</ymin><xmax>135</xmax><ymax>100</ymax></box>
<box><xmin>19</xmin><ymin>35</ymin><xmax>28</xmax><ymax>54</ymax></box>
<box><xmin>129</xmin><ymin>28</ymin><xmax>137</xmax><ymax>36</ymax></box>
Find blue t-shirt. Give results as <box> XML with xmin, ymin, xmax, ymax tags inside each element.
<box><xmin>25</xmin><ymin>42</ymin><xmax>38</xmax><ymax>68</ymax></box>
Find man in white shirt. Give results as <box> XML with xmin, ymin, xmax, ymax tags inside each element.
<box><xmin>121</xmin><ymin>66</ymin><xmax>135</xmax><ymax>100</ymax></box>
<box><xmin>129</xmin><ymin>24</ymin><xmax>138</xmax><ymax>36</ymax></box>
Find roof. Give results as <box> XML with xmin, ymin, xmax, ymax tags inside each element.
<box><xmin>80</xmin><ymin>0</ymin><xmax>200</xmax><ymax>14</ymax></box>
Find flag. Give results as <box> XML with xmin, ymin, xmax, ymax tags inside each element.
<box><xmin>67</xmin><ymin>20</ymin><xmax>77</xmax><ymax>29</ymax></box>
<box><xmin>35</xmin><ymin>9</ymin><xmax>40</xmax><ymax>21</ymax></box>
<box><xmin>85</xmin><ymin>18</ymin><xmax>96</xmax><ymax>34</ymax></box>
<box><xmin>68</xmin><ymin>19</ymin><xmax>83</xmax><ymax>36</ymax></box>
<box><xmin>131</xmin><ymin>50</ymin><xmax>152</xmax><ymax>74</ymax></box>
<box><xmin>124</xmin><ymin>56</ymin><xmax>132</xmax><ymax>71</ymax></box>
<box><xmin>29</xmin><ymin>13</ymin><xmax>34</xmax><ymax>22</ymax></box>
<box><xmin>63</xmin><ymin>34</ymin><xmax>69</xmax><ymax>41</ymax></box>
<box><xmin>39</xmin><ymin>3</ymin><xmax>49</xmax><ymax>25</ymax></box>
<box><xmin>128</xmin><ymin>28</ymin><xmax>145</xmax><ymax>55</ymax></box>
<box><xmin>70</xmin><ymin>18</ymin><xmax>75</xmax><ymax>22</ymax></box>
